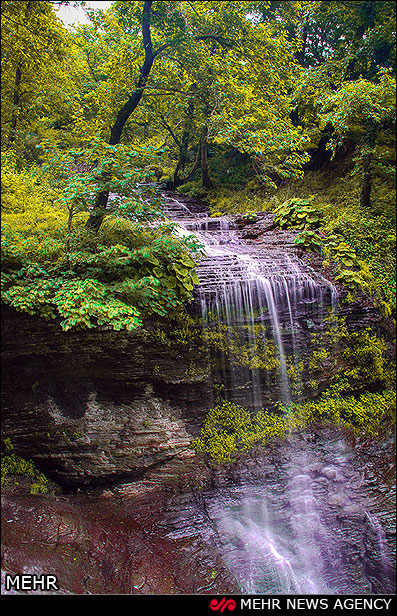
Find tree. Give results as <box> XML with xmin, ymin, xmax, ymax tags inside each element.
<box><xmin>266</xmin><ymin>0</ymin><xmax>396</xmax><ymax>202</ymax></box>
<box><xmin>318</xmin><ymin>69</ymin><xmax>396</xmax><ymax>207</ymax></box>
<box><xmin>76</xmin><ymin>0</ymin><xmax>318</xmax><ymax>228</ymax></box>
<box><xmin>1</xmin><ymin>0</ymin><xmax>395</xmax><ymax>331</ymax></box>
<box><xmin>1</xmin><ymin>1</ymin><xmax>74</xmax><ymax>149</ymax></box>
<box><xmin>83</xmin><ymin>1</ymin><xmax>159</xmax><ymax>230</ymax></box>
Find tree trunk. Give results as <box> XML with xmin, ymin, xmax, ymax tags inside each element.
<box><xmin>305</xmin><ymin>123</ymin><xmax>334</xmax><ymax>171</ymax></box>
<box><xmin>175</xmin><ymin>143</ymin><xmax>201</xmax><ymax>187</ymax></box>
<box><xmin>83</xmin><ymin>188</ymin><xmax>111</xmax><ymax>233</ymax></box>
<box><xmin>172</xmin><ymin>102</ymin><xmax>194</xmax><ymax>188</ymax></box>
<box><xmin>172</xmin><ymin>137</ymin><xmax>188</xmax><ymax>187</ymax></box>
<box><xmin>200</xmin><ymin>123</ymin><xmax>213</xmax><ymax>189</ymax></box>
<box><xmin>8</xmin><ymin>2</ymin><xmax>33</xmax><ymax>144</ymax></box>
<box><xmin>85</xmin><ymin>1</ymin><xmax>155</xmax><ymax>231</ymax></box>
<box><xmin>359</xmin><ymin>166</ymin><xmax>372</xmax><ymax>209</ymax></box>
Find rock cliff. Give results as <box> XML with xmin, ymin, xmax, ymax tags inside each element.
<box><xmin>1</xmin><ymin>206</ymin><xmax>392</xmax><ymax>489</ymax></box>
<box><xmin>1</xmin><ymin>200</ymin><xmax>395</xmax><ymax>595</ymax></box>
<box><xmin>1</xmin><ymin>306</ymin><xmax>212</xmax><ymax>489</ymax></box>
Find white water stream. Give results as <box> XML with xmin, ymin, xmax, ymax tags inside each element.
<box><xmin>163</xmin><ymin>193</ymin><xmax>337</xmax><ymax>409</ymax></box>
<box><xmin>162</xmin><ymin>193</ymin><xmax>394</xmax><ymax>595</ymax></box>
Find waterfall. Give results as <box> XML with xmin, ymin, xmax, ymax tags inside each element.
<box><xmin>161</xmin><ymin>193</ymin><xmax>394</xmax><ymax>595</ymax></box>
<box><xmin>163</xmin><ymin>193</ymin><xmax>337</xmax><ymax>410</ymax></box>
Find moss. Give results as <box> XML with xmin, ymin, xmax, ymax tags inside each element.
<box><xmin>306</xmin><ymin>316</ymin><xmax>395</xmax><ymax>395</ymax></box>
<box><xmin>203</xmin><ymin>321</ymin><xmax>281</xmax><ymax>372</ymax></box>
<box><xmin>193</xmin><ymin>390</ymin><xmax>396</xmax><ymax>463</ymax></box>
<box><xmin>1</xmin><ymin>439</ymin><xmax>50</xmax><ymax>494</ymax></box>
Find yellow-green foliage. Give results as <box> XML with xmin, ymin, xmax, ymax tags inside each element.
<box><xmin>203</xmin><ymin>322</ymin><xmax>281</xmax><ymax>372</ymax></box>
<box><xmin>341</xmin><ymin>329</ymin><xmax>388</xmax><ymax>385</ymax></box>
<box><xmin>1</xmin><ymin>159</ymin><xmax>202</xmax><ymax>330</ymax></box>
<box><xmin>1</xmin><ymin>439</ymin><xmax>48</xmax><ymax>494</ymax></box>
<box><xmin>306</xmin><ymin>316</ymin><xmax>394</xmax><ymax>395</ymax></box>
<box><xmin>1</xmin><ymin>157</ymin><xmax>66</xmax><ymax>264</ymax></box>
<box><xmin>206</xmin><ymin>187</ymin><xmax>270</xmax><ymax>216</ymax></box>
<box><xmin>308</xmin><ymin>348</ymin><xmax>329</xmax><ymax>372</ymax></box>
<box><xmin>147</xmin><ymin>312</ymin><xmax>205</xmax><ymax>349</ymax></box>
<box><xmin>193</xmin><ymin>400</ymin><xmax>285</xmax><ymax>463</ymax></box>
<box><xmin>271</xmin><ymin>170</ymin><xmax>395</xmax><ymax>308</ymax></box>
<box><xmin>286</xmin><ymin>358</ymin><xmax>304</xmax><ymax>396</ymax></box>
<box><xmin>274</xmin><ymin>198</ymin><xmax>321</xmax><ymax>229</ymax></box>
<box><xmin>287</xmin><ymin>390</ymin><xmax>396</xmax><ymax>438</ymax></box>
<box><xmin>193</xmin><ymin>390</ymin><xmax>396</xmax><ymax>463</ymax></box>
<box><xmin>210</xmin><ymin>166</ymin><xmax>395</xmax><ymax>310</ymax></box>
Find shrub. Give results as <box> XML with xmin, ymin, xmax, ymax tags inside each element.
<box><xmin>274</xmin><ymin>198</ymin><xmax>321</xmax><ymax>229</ymax></box>
<box><xmin>295</xmin><ymin>229</ymin><xmax>391</xmax><ymax>313</ymax></box>
<box><xmin>1</xmin><ymin>439</ymin><xmax>49</xmax><ymax>494</ymax></box>
<box><xmin>308</xmin><ymin>317</ymin><xmax>394</xmax><ymax>395</ymax></box>
<box><xmin>1</xmin><ymin>163</ymin><xmax>203</xmax><ymax>330</ymax></box>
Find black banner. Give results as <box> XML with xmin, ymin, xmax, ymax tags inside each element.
<box><xmin>1</xmin><ymin>592</ymin><xmax>396</xmax><ymax>613</ymax></box>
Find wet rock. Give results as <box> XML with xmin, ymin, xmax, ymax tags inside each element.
<box><xmin>235</xmin><ymin>213</ymin><xmax>277</xmax><ymax>239</ymax></box>
<box><xmin>166</xmin><ymin>429</ymin><xmax>395</xmax><ymax>595</ymax></box>
<box><xmin>1</xmin><ymin>486</ymin><xmax>238</xmax><ymax>595</ymax></box>
<box><xmin>1</xmin><ymin>306</ymin><xmax>212</xmax><ymax>489</ymax></box>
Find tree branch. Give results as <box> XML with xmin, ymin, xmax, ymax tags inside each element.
<box><xmin>158</xmin><ymin>114</ymin><xmax>182</xmax><ymax>147</ymax></box>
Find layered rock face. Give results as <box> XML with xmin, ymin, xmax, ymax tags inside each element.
<box><xmin>1</xmin><ymin>306</ymin><xmax>212</xmax><ymax>488</ymax></box>
<box><xmin>1</xmin><ymin>473</ymin><xmax>239</xmax><ymax>595</ymax></box>
<box><xmin>2</xmin><ymin>426</ymin><xmax>394</xmax><ymax>595</ymax></box>
<box><xmin>161</xmin><ymin>428</ymin><xmax>396</xmax><ymax>595</ymax></box>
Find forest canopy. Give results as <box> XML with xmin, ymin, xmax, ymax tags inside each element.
<box><xmin>1</xmin><ymin>0</ymin><xmax>396</xmax><ymax>330</ymax></box>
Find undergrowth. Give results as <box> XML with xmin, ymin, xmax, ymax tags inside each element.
<box><xmin>1</xmin><ymin>438</ymin><xmax>49</xmax><ymax>494</ymax></box>
<box><xmin>193</xmin><ymin>390</ymin><xmax>396</xmax><ymax>463</ymax></box>
<box><xmin>1</xmin><ymin>156</ymin><xmax>203</xmax><ymax>330</ymax></box>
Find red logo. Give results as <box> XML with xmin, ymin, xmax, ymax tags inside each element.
<box><xmin>210</xmin><ymin>598</ymin><xmax>236</xmax><ymax>613</ymax></box>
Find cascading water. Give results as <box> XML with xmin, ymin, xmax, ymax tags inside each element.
<box><xmin>161</xmin><ymin>193</ymin><xmax>395</xmax><ymax>595</ymax></box>
<box><xmin>163</xmin><ymin>193</ymin><xmax>337</xmax><ymax>410</ymax></box>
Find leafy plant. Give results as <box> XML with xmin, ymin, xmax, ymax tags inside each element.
<box><xmin>274</xmin><ymin>198</ymin><xmax>321</xmax><ymax>229</ymax></box>
<box><xmin>322</xmin><ymin>236</ymin><xmax>360</xmax><ymax>268</ymax></box>
<box><xmin>294</xmin><ymin>226</ymin><xmax>384</xmax><ymax>305</ymax></box>
<box><xmin>240</xmin><ymin>212</ymin><xmax>258</xmax><ymax>223</ymax></box>
<box><xmin>1</xmin><ymin>438</ymin><xmax>49</xmax><ymax>494</ymax></box>
<box><xmin>1</xmin><ymin>163</ymin><xmax>203</xmax><ymax>330</ymax></box>
<box><xmin>192</xmin><ymin>399</ymin><xmax>285</xmax><ymax>463</ymax></box>
<box><xmin>294</xmin><ymin>230</ymin><xmax>324</xmax><ymax>252</ymax></box>
<box><xmin>334</xmin><ymin>269</ymin><xmax>369</xmax><ymax>292</ymax></box>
